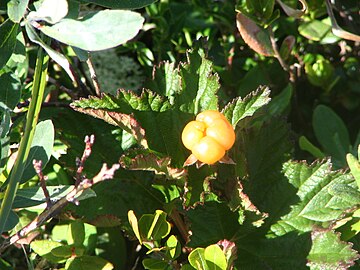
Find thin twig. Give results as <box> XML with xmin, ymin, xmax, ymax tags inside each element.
<box><xmin>0</xmin><ymin>135</ymin><xmax>120</xmax><ymax>254</ymax></box>
<box><xmin>268</xmin><ymin>26</ymin><xmax>296</xmax><ymax>83</ymax></box>
<box><xmin>86</xmin><ymin>53</ymin><xmax>102</xmax><ymax>96</ymax></box>
<box><xmin>33</xmin><ymin>160</ymin><xmax>51</xmax><ymax>209</ymax></box>
<box><xmin>0</xmin><ymin>163</ymin><xmax>120</xmax><ymax>253</ymax></box>
<box><xmin>75</xmin><ymin>135</ymin><xmax>95</xmax><ymax>186</ymax></box>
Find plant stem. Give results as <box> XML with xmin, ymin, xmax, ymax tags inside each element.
<box><xmin>268</xmin><ymin>26</ymin><xmax>296</xmax><ymax>83</ymax></box>
<box><xmin>0</xmin><ymin>44</ymin><xmax>49</xmax><ymax>233</ymax></box>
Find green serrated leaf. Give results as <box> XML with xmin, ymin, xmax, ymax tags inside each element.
<box><xmin>222</xmin><ymin>85</ymin><xmax>271</xmax><ymax>127</ymax></box>
<box><xmin>119</xmin><ymin>151</ymin><xmax>186</xmax><ymax>180</ymax></box>
<box><xmin>71</xmin><ymin>90</ymin><xmax>172</xmax><ymax>148</ymax></box>
<box><xmin>71</xmin><ymin>91</ymin><xmax>190</xmax><ymax>165</ymax></box>
<box><xmin>38</xmin><ymin>10</ymin><xmax>144</xmax><ymax>51</ymax></box>
<box><xmin>328</xmin><ymin>184</ymin><xmax>360</xmax><ymax>205</ymax></box>
<box><xmin>307</xmin><ymin>229</ymin><xmax>359</xmax><ymax>269</ymax></box>
<box><xmin>235</xmin><ymin>118</ymin><xmax>293</xmax><ymax>223</ymax></box>
<box><xmin>177</xmin><ymin>48</ymin><xmax>219</xmax><ymax>114</ymax></box>
<box><xmin>0</xmin><ymin>19</ymin><xmax>19</xmax><ymax>69</ymax></box>
<box><xmin>146</xmin><ymin>61</ymin><xmax>182</xmax><ymax>104</ymax></box>
<box><xmin>271</xmin><ymin>160</ymin><xmax>358</xmax><ymax>236</ymax></box>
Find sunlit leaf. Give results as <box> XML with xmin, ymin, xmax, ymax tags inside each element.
<box><xmin>38</xmin><ymin>10</ymin><xmax>144</xmax><ymax>51</ymax></box>
<box><xmin>7</xmin><ymin>0</ymin><xmax>29</xmax><ymax>23</ymax></box>
<box><xmin>236</xmin><ymin>12</ymin><xmax>274</xmax><ymax>56</ymax></box>
<box><xmin>270</xmin><ymin>160</ymin><xmax>359</xmax><ymax>236</ymax></box>
<box><xmin>307</xmin><ymin>229</ymin><xmax>359</xmax><ymax>269</ymax></box>
<box><xmin>222</xmin><ymin>85</ymin><xmax>271</xmax><ymax>127</ymax></box>
<box><xmin>28</xmin><ymin>0</ymin><xmax>68</xmax><ymax>24</ymax></box>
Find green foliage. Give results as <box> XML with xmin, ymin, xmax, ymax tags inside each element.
<box><xmin>307</xmin><ymin>229</ymin><xmax>359</xmax><ymax>269</ymax></box>
<box><xmin>312</xmin><ymin>105</ymin><xmax>352</xmax><ymax>168</ymax></box>
<box><xmin>36</xmin><ymin>10</ymin><xmax>144</xmax><ymax>51</ymax></box>
<box><xmin>270</xmin><ymin>160</ymin><xmax>360</xmax><ymax>236</ymax></box>
<box><xmin>1</xmin><ymin>0</ymin><xmax>360</xmax><ymax>269</ymax></box>
<box><xmin>0</xmin><ymin>19</ymin><xmax>18</xmax><ymax>69</ymax></box>
<box><xmin>188</xmin><ymin>244</ymin><xmax>227</xmax><ymax>270</ymax></box>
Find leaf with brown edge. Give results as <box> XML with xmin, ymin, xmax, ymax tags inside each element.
<box><xmin>72</xmin><ymin>107</ymin><xmax>148</xmax><ymax>148</ymax></box>
<box><xmin>236</xmin><ymin>12</ymin><xmax>274</xmax><ymax>57</ymax></box>
<box><xmin>213</xmin><ymin>168</ymin><xmax>268</xmax><ymax>230</ymax></box>
<box><xmin>236</xmin><ymin>181</ymin><xmax>268</xmax><ymax>227</ymax></box>
<box><xmin>325</xmin><ymin>0</ymin><xmax>360</xmax><ymax>42</ymax></box>
<box><xmin>276</xmin><ymin>0</ymin><xmax>307</xmax><ymax>19</ymax></box>
<box><xmin>222</xmin><ymin>85</ymin><xmax>271</xmax><ymax>127</ymax></box>
<box><xmin>119</xmin><ymin>150</ymin><xmax>187</xmax><ymax>180</ymax></box>
<box><xmin>307</xmin><ymin>228</ymin><xmax>360</xmax><ymax>269</ymax></box>
<box><xmin>279</xmin><ymin>35</ymin><xmax>296</xmax><ymax>60</ymax></box>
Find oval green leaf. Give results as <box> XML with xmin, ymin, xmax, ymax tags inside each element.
<box><xmin>138</xmin><ymin>210</ymin><xmax>171</xmax><ymax>241</ymax></box>
<box><xmin>204</xmin><ymin>244</ymin><xmax>227</xmax><ymax>270</ymax></box>
<box><xmin>38</xmin><ymin>10</ymin><xmax>144</xmax><ymax>51</ymax></box>
<box><xmin>188</xmin><ymin>248</ymin><xmax>208</xmax><ymax>270</ymax></box>
<box><xmin>236</xmin><ymin>12</ymin><xmax>274</xmax><ymax>56</ymax></box>
<box><xmin>67</xmin><ymin>220</ymin><xmax>85</xmax><ymax>246</ymax></box>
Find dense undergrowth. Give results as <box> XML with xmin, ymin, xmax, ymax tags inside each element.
<box><xmin>0</xmin><ymin>0</ymin><xmax>360</xmax><ymax>269</ymax></box>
